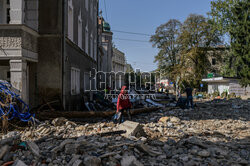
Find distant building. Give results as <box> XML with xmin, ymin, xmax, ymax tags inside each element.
<box><xmin>0</xmin><ymin>0</ymin><xmax>99</xmax><ymax>111</ymax></box>
<box><xmin>202</xmin><ymin>77</ymin><xmax>250</xmax><ymax>97</ymax></box>
<box><xmin>98</xmin><ymin>17</ymin><xmax>112</xmax><ymax>72</ymax></box>
<box><xmin>126</xmin><ymin>63</ymin><xmax>134</xmax><ymax>73</ymax></box>
<box><xmin>112</xmin><ymin>47</ymin><xmax>126</xmax><ymax>89</ymax></box>
<box><xmin>97</xmin><ymin>17</ymin><xmax>113</xmax><ymax>89</ymax></box>
<box><xmin>206</xmin><ymin>46</ymin><xmax>229</xmax><ymax>74</ymax></box>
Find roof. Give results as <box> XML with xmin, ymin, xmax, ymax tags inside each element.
<box><xmin>103</xmin><ymin>21</ymin><xmax>111</xmax><ymax>32</ymax></box>
<box><xmin>202</xmin><ymin>77</ymin><xmax>239</xmax><ymax>83</ymax></box>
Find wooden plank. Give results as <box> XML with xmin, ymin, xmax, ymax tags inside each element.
<box><xmin>36</xmin><ymin>107</ymin><xmax>159</xmax><ymax>120</ymax></box>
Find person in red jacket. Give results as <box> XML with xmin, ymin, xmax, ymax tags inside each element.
<box><xmin>116</xmin><ymin>86</ymin><xmax>132</xmax><ymax>123</ymax></box>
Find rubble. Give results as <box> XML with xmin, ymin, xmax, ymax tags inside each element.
<box><xmin>117</xmin><ymin>121</ymin><xmax>145</xmax><ymax>138</ymax></box>
<box><xmin>0</xmin><ymin>99</ymin><xmax>249</xmax><ymax>165</ymax></box>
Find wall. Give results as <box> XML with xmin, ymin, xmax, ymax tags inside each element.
<box><xmin>229</xmin><ymin>83</ymin><xmax>250</xmax><ymax>97</ymax></box>
<box><xmin>37</xmin><ymin>37</ymin><xmax>62</xmax><ymax>105</ymax></box>
<box><xmin>38</xmin><ymin>0</ymin><xmax>62</xmax><ymax>34</ymax></box>
<box><xmin>207</xmin><ymin>82</ymin><xmax>229</xmax><ymax>95</ymax></box>
<box><xmin>35</xmin><ymin>0</ymin><xmax>63</xmax><ymax>107</ymax></box>
<box><xmin>24</xmin><ymin>0</ymin><xmax>39</xmax><ymax>31</ymax></box>
<box><xmin>0</xmin><ymin>0</ymin><xmax>6</xmax><ymax>24</ymax></box>
<box><xmin>64</xmin><ymin>40</ymin><xmax>96</xmax><ymax>111</ymax></box>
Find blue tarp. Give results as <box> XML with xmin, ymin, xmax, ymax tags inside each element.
<box><xmin>0</xmin><ymin>80</ymin><xmax>34</xmax><ymax>122</ymax></box>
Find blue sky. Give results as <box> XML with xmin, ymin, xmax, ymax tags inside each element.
<box><xmin>100</xmin><ymin>0</ymin><xmax>213</xmax><ymax>72</ymax></box>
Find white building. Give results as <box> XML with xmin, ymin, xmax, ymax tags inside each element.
<box><xmin>202</xmin><ymin>77</ymin><xmax>250</xmax><ymax>97</ymax></box>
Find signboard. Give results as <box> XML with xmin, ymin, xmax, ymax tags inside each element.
<box><xmin>207</xmin><ymin>73</ymin><xmax>214</xmax><ymax>78</ymax></box>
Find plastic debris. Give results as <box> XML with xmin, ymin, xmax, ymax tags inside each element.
<box><xmin>0</xmin><ymin>80</ymin><xmax>35</xmax><ymax>122</ymax></box>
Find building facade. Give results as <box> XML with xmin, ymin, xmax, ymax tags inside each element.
<box><xmin>112</xmin><ymin>47</ymin><xmax>126</xmax><ymax>89</ymax></box>
<box><xmin>0</xmin><ymin>0</ymin><xmax>99</xmax><ymax>111</ymax></box>
<box><xmin>97</xmin><ymin>17</ymin><xmax>113</xmax><ymax>89</ymax></box>
<box><xmin>202</xmin><ymin>77</ymin><xmax>250</xmax><ymax>97</ymax></box>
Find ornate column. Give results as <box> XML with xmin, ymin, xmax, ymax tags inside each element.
<box><xmin>9</xmin><ymin>59</ymin><xmax>28</xmax><ymax>103</ymax></box>
<box><xmin>9</xmin><ymin>0</ymin><xmax>24</xmax><ymax>24</ymax></box>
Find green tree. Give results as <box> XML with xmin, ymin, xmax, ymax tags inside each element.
<box><xmin>210</xmin><ymin>0</ymin><xmax>250</xmax><ymax>86</ymax></box>
<box><xmin>178</xmin><ymin>14</ymin><xmax>222</xmax><ymax>87</ymax></box>
<box><xmin>150</xmin><ymin>19</ymin><xmax>182</xmax><ymax>81</ymax></box>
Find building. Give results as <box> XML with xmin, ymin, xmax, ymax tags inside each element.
<box><xmin>0</xmin><ymin>0</ymin><xmax>99</xmax><ymax>111</ymax></box>
<box><xmin>202</xmin><ymin>77</ymin><xmax>250</xmax><ymax>97</ymax></box>
<box><xmin>97</xmin><ymin>17</ymin><xmax>113</xmax><ymax>89</ymax></box>
<box><xmin>206</xmin><ymin>46</ymin><xmax>229</xmax><ymax>74</ymax></box>
<box><xmin>112</xmin><ymin>47</ymin><xmax>126</xmax><ymax>89</ymax></box>
<box><xmin>98</xmin><ymin>17</ymin><xmax>113</xmax><ymax>73</ymax></box>
<box><xmin>125</xmin><ymin>63</ymin><xmax>134</xmax><ymax>73</ymax></box>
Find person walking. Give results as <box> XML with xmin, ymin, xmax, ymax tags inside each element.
<box><xmin>185</xmin><ymin>86</ymin><xmax>194</xmax><ymax>109</ymax></box>
<box><xmin>116</xmin><ymin>86</ymin><xmax>132</xmax><ymax>123</ymax></box>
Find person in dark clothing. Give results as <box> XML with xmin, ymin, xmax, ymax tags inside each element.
<box><xmin>185</xmin><ymin>87</ymin><xmax>194</xmax><ymax>109</ymax></box>
<box><xmin>116</xmin><ymin>86</ymin><xmax>132</xmax><ymax>123</ymax></box>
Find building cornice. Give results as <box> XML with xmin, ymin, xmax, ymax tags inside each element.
<box><xmin>0</xmin><ymin>24</ymin><xmax>40</xmax><ymax>37</ymax></box>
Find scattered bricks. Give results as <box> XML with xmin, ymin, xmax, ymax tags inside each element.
<box><xmin>64</xmin><ymin>143</ymin><xmax>80</xmax><ymax>155</ymax></box>
<box><xmin>121</xmin><ymin>155</ymin><xmax>143</xmax><ymax>166</ymax></box>
<box><xmin>51</xmin><ymin>117</ymin><xmax>67</xmax><ymax>126</ymax></box>
<box><xmin>51</xmin><ymin>139</ymin><xmax>75</xmax><ymax>153</ymax></box>
<box><xmin>84</xmin><ymin>156</ymin><xmax>101</xmax><ymax>166</ymax></box>
<box><xmin>67</xmin><ymin>155</ymin><xmax>81</xmax><ymax>166</ymax></box>
<box><xmin>0</xmin><ymin>145</ymin><xmax>10</xmax><ymax>160</ymax></box>
<box><xmin>137</xmin><ymin>144</ymin><xmax>162</xmax><ymax>157</ymax></box>
<box><xmin>0</xmin><ymin>135</ymin><xmax>20</xmax><ymax>146</ymax></box>
<box><xmin>170</xmin><ymin>116</ymin><xmax>181</xmax><ymax>123</ymax></box>
<box><xmin>12</xmin><ymin>159</ymin><xmax>27</xmax><ymax>166</ymax></box>
<box><xmin>72</xmin><ymin>159</ymin><xmax>83</xmax><ymax>166</ymax></box>
<box><xmin>158</xmin><ymin>117</ymin><xmax>170</xmax><ymax>123</ymax></box>
<box><xmin>117</xmin><ymin>121</ymin><xmax>145</xmax><ymax>138</ymax></box>
<box><xmin>26</xmin><ymin>141</ymin><xmax>40</xmax><ymax>157</ymax></box>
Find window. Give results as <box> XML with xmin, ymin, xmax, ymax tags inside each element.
<box><xmin>85</xmin><ymin>25</ymin><xmax>89</xmax><ymax>55</ymax></box>
<box><xmin>85</xmin><ymin>0</ymin><xmax>89</xmax><ymax>10</ymax></box>
<box><xmin>7</xmin><ymin>8</ymin><xmax>10</xmax><ymax>23</ymax></box>
<box><xmin>68</xmin><ymin>0</ymin><xmax>74</xmax><ymax>41</ymax></box>
<box><xmin>78</xmin><ymin>11</ymin><xmax>82</xmax><ymax>49</ymax></box>
<box><xmin>84</xmin><ymin>72</ymin><xmax>90</xmax><ymax>91</ymax></box>
<box><xmin>90</xmin><ymin>1</ymin><xmax>93</xmax><ymax>20</ymax></box>
<box><xmin>94</xmin><ymin>7</ymin><xmax>97</xmax><ymax>26</ymax></box>
<box><xmin>5</xmin><ymin>0</ymin><xmax>10</xmax><ymax>24</ymax></box>
<box><xmin>94</xmin><ymin>39</ymin><xmax>97</xmax><ymax>60</ymax></box>
<box><xmin>71</xmin><ymin>68</ymin><xmax>80</xmax><ymax>95</ymax></box>
<box><xmin>90</xmin><ymin>34</ymin><xmax>93</xmax><ymax>58</ymax></box>
<box><xmin>212</xmin><ymin>58</ymin><xmax>216</xmax><ymax>65</ymax></box>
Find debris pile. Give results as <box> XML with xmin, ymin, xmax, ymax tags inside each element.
<box><xmin>0</xmin><ymin>81</ymin><xmax>35</xmax><ymax>134</ymax></box>
<box><xmin>0</xmin><ymin>99</ymin><xmax>249</xmax><ymax>165</ymax></box>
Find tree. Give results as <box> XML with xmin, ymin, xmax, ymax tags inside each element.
<box><xmin>230</xmin><ymin>0</ymin><xmax>250</xmax><ymax>86</ymax></box>
<box><xmin>210</xmin><ymin>0</ymin><xmax>250</xmax><ymax>86</ymax></box>
<box><xmin>150</xmin><ymin>19</ymin><xmax>182</xmax><ymax>81</ymax></box>
<box><xmin>178</xmin><ymin>14</ymin><xmax>222</xmax><ymax>87</ymax></box>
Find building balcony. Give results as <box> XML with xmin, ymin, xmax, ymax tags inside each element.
<box><xmin>0</xmin><ymin>24</ymin><xmax>39</xmax><ymax>62</ymax></box>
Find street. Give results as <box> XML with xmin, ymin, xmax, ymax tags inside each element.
<box><xmin>0</xmin><ymin>99</ymin><xmax>249</xmax><ymax>165</ymax></box>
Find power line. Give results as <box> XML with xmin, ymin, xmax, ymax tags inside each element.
<box><xmin>104</xmin><ymin>0</ymin><xmax>108</xmax><ymax>21</ymax></box>
<box><xmin>114</xmin><ymin>38</ymin><xmax>150</xmax><ymax>43</ymax></box>
<box><xmin>112</xmin><ymin>30</ymin><xmax>152</xmax><ymax>36</ymax></box>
